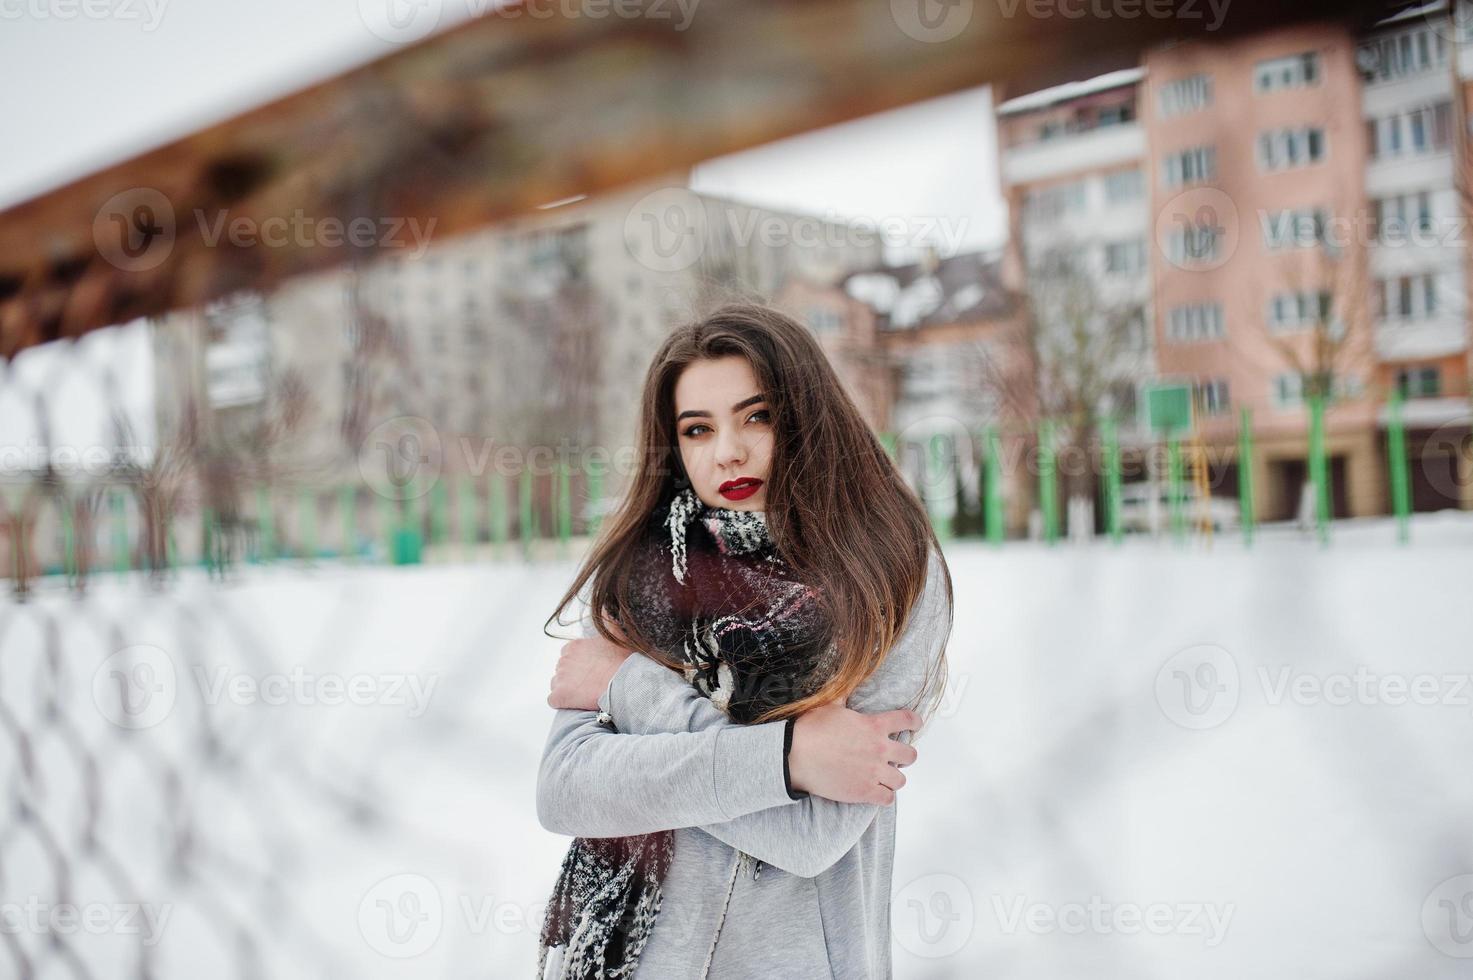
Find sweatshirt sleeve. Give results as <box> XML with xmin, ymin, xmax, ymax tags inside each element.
<box><xmin>600</xmin><ymin>546</ymin><xmax>950</xmax><ymax>878</ymax></box>
<box><xmin>535</xmin><ymin>618</ymin><xmax>801</xmax><ymax>839</ymax></box>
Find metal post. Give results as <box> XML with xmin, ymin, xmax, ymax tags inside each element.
<box><xmin>1167</xmin><ymin>430</ymin><xmax>1185</xmax><ymax>543</ymax></box>
<box><xmin>1387</xmin><ymin>387</ymin><xmax>1411</xmax><ymax>544</ymax></box>
<box><xmin>1238</xmin><ymin>407</ymin><xmax>1256</xmax><ymax>547</ymax></box>
<box><xmin>1309</xmin><ymin>392</ymin><xmax>1330</xmax><ymax>546</ymax></box>
<box><xmin>985</xmin><ymin>425</ymin><xmax>1004</xmax><ymax>546</ymax></box>
<box><xmin>1101</xmin><ymin>417</ymin><xmax>1122</xmax><ymax>544</ymax></box>
<box><xmin>1039</xmin><ymin>419</ymin><xmax>1057</xmax><ymax>545</ymax></box>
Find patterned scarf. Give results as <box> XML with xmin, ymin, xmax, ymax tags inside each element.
<box><xmin>536</xmin><ymin>486</ymin><xmax>839</xmax><ymax>980</ymax></box>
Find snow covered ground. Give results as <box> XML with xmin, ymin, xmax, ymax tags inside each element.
<box><xmin>2</xmin><ymin>512</ymin><xmax>1472</xmax><ymax>978</ymax></box>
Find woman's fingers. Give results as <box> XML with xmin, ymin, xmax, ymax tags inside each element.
<box><xmin>888</xmin><ymin>741</ymin><xmax>919</xmax><ymax>769</ymax></box>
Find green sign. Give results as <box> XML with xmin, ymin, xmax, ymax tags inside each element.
<box><xmin>1144</xmin><ymin>383</ymin><xmax>1192</xmax><ymax>433</ymax></box>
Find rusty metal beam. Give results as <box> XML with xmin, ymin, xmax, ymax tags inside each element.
<box><xmin>0</xmin><ymin>0</ymin><xmax>1403</xmax><ymax>357</ymax></box>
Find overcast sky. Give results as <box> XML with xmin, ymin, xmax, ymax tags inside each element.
<box><xmin>0</xmin><ymin>2</ymin><xmax>1006</xmax><ymax>461</ymax></box>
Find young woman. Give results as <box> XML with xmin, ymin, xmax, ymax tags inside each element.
<box><xmin>535</xmin><ymin>302</ymin><xmax>954</xmax><ymax>979</ymax></box>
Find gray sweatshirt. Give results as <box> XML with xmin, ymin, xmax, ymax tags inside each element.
<box><xmin>536</xmin><ymin>545</ymin><xmax>949</xmax><ymax>979</ymax></box>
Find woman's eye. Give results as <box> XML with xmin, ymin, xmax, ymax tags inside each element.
<box><xmin>681</xmin><ymin>410</ymin><xmax>766</xmax><ymax>438</ymax></box>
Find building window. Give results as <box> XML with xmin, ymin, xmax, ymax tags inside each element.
<box><xmin>1273</xmin><ymin>373</ymin><xmax>1304</xmax><ymax>408</ymax></box>
<box><xmin>1162</xmin><ymin>145</ymin><xmax>1217</xmax><ymax>188</ymax></box>
<box><xmin>1023</xmin><ymin>180</ymin><xmax>1088</xmax><ymax>222</ymax></box>
<box><xmin>806</xmin><ymin>307</ymin><xmax>844</xmax><ymax>333</ymax></box>
<box><xmin>1357</xmin><ymin>27</ymin><xmax>1447</xmax><ymax>84</ymax></box>
<box><xmin>1104</xmin><ymin>238</ymin><xmax>1146</xmax><ymax>275</ymax></box>
<box><xmin>1372</xmin><ymin>191</ymin><xmax>1434</xmax><ymax>241</ymax></box>
<box><xmin>1261</xmin><ymin>207</ymin><xmax>1330</xmax><ymax>250</ymax></box>
<box><xmin>1103</xmin><ymin>169</ymin><xmax>1145</xmax><ymax>204</ymax></box>
<box><xmin>1255</xmin><ymin>51</ymin><xmax>1321</xmax><ymax>92</ymax></box>
<box><xmin>1367</xmin><ymin>102</ymin><xmax>1453</xmax><ymax>159</ymax></box>
<box><xmin>1396</xmin><ymin>365</ymin><xmax>1442</xmax><ymax>398</ymax></box>
<box><xmin>1166</xmin><ymin>302</ymin><xmax>1225</xmax><ymax>342</ymax></box>
<box><xmin>1159</xmin><ymin>73</ymin><xmax>1212</xmax><ymax>117</ymax></box>
<box><xmin>1194</xmin><ymin>378</ymin><xmax>1231</xmax><ymax>416</ymax></box>
<box><xmin>1267</xmin><ymin>290</ymin><xmax>1334</xmax><ymax>333</ymax></box>
<box><xmin>1375</xmin><ymin>273</ymin><xmax>1440</xmax><ymax>320</ymax></box>
<box><xmin>1257</xmin><ymin>127</ymin><xmax>1326</xmax><ymax>171</ymax></box>
<box><xmin>1166</xmin><ymin>225</ymin><xmax>1222</xmax><ymax>266</ymax></box>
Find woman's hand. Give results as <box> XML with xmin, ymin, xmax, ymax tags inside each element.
<box><xmin>787</xmin><ymin>702</ymin><xmax>921</xmax><ymax>805</ymax></box>
<box><xmin>547</xmin><ymin>626</ymin><xmax>635</xmax><ymax>711</ymax></box>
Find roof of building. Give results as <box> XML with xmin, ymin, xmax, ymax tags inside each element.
<box><xmin>841</xmin><ymin>249</ymin><xmax>1014</xmax><ymax>331</ymax></box>
<box><xmin>996</xmin><ymin>67</ymin><xmax>1147</xmax><ymax>116</ymax></box>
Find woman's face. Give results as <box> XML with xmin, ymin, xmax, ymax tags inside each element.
<box><xmin>672</xmin><ymin>355</ymin><xmax>773</xmax><ymax>511</ymax></box>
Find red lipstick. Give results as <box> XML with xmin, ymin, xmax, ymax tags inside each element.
<box><xmin>718</xmin><ymin>477</ymin><xmax>763</xmax><ymax>501</ymax></box>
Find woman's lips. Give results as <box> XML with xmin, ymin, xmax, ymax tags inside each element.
<box><xmin>718</xmin><ymin>478</ymin><xmax>763</xmax><ymax>501</ymax></box>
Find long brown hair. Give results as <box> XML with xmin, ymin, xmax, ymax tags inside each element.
<box><xmin>545</xmin><ymin>302</ymin><xmax>952</xmax><ymax>728</ymax></box>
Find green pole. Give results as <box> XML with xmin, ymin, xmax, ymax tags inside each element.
<box><xmin>256</xmin><ymin>485</ymin><xmax>275</xmax><ymax>563</ymax></box>
<box><xmin>490</xmin><ymin>473</ymin><xmax>509</xmax><ymax>558</ymax></box>
<box><xmin>587</xmin><ymin>459</ymin><xmax>605</xmax><ymax>539</ymax></box>
<box><xmin>110</xmin><ymin>490</ymin><xmax>129</xmax><ymax>573</ymax></box>
<box><xmin>1167</xmin><ymin>429</ymin><xmax>1185</xmax><ymax>542</ymax></box>
<box><xmin>1238</xmin><ymin>407</ymin><xmax>1256</xmax><ymax>547</ymax></box>
<box><xmin>460</xmin><ymin>476</ymin><xmax>478</xmax><ymax>557</ymax></box>
<box><xmin>430</xmin><ymin>479</ymin><xmax>448</xmax><ymax>551</ymax></box>
<box><xmin>340</xmin><ymin>485</ymin><xmax>357</xmax><ymax>561</ymax></box>
<box><xmin>928</xmin><ymin>433</ymin><xmax>952</xmax><ymax>542</ymax></box>
<box><xmin>1309</xmin><ymin>392</ymin><xmax>1330</xmax><ymax>546</ymax></box>
<box><xmin>60</xmin><ymin>496</ymin><xmax>77</xmax><ymax>580</ymax></box>
<box><xmin>984</xmin><ymin>425</ymin><xmax>1004</xmax><ymax>546</ymax></box>
<box><xmin>378</xmin><ymin>492</ymin><xmax>395</xmax><ymax>564</ymax></box>
<box><xmin>300</xmin><ymin>488</ymin><xmax>318</xmax><ymax>560</ymax></box>
<box><xmin>557</xmin><ymin>459</ymin><xmax>572</xmax><ymax>557</ymax></box>
<box><xmin>201</xmin><ymin>507</ymin><xmax>214</xmax><ymax>572</ymax></box>
<box><xmin>1387</xmin><ymin>387</ymin><xmax>1411</xmax><ymax>544</ymax></box>
<box><xmin>1102</xmin><ymin>417</ymin><xmax>1122</xmax><ymax>544</ymax></box>
<box><xmin>1039</xmin><ymin>419</ymin><xmax>1057</xmax><ymax>544</ymax></box>
<box><xmin>520</xmin><ymin>467</ymin><xmax>535</xmax><ymax>560</ymax></box>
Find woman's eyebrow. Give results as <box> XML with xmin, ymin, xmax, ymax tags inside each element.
<box><xmin>676</xmin><ymin>393</ymin><xmax>764</xmax><ymax>422</ymax></box>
